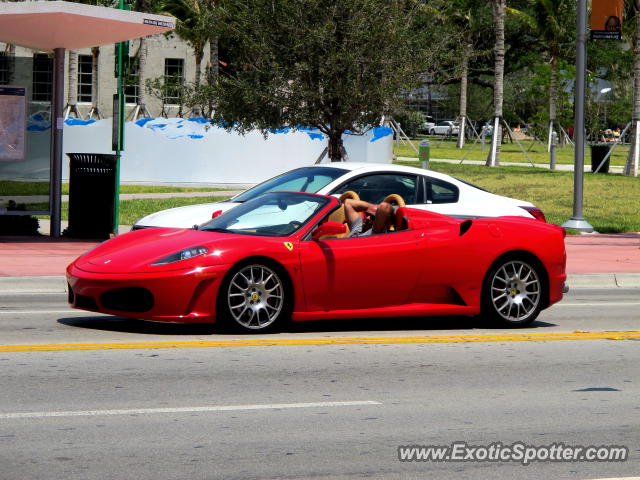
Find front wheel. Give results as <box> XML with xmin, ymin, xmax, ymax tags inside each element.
<box><xmin>481</xmin><ymin>258</ymin><xmax>544</xmax><ymax>327</ymax></box>
<box><xmin>218</xmin><ymin>263</ymin><xmax>290</xmax><ymax>332</ymax></box>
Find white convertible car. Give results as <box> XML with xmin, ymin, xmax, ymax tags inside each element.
<box><xmin>133</xmin><ymin>163</ymin><xmax>546</xmax><ymax>229</ymax></box>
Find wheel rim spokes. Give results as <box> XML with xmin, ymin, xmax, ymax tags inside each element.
<box><xmin>228</xmin><ymin>265</ymin><xmax>284</xmax><ymax>329</ymax></box>
<box><xmin>490</xmin><ymin>260</ymin><xmax>541</xmax><ymax>322</ymax></box>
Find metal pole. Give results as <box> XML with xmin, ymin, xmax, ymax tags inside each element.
<box><xmin>562</xmin><ymin>0</ymin><xmax>593</xmax><ymax>232</ymax></box>
<box><xmin>112</xmin><ymin>0</ymin><xmax>126</xmax><ymax>235</ymax></box>
<box><xmin>50</xmin><ymin>47</ymin><xmax>65</xmax><ymax>238</ymax></box>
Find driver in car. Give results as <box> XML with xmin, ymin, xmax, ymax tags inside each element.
<box><xmin>343</xmin><ymin>198</ymin><xmax>394</xmax><ymax>237</ymax></box>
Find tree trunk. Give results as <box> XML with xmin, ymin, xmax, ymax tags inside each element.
<box><xmin>486</xmin><ymin>0</ymin><xmax>506</xmax><ymax>167</ymax></box>
<box><xmin>328</xmin><ymin>132</ymin><xmax>344</xmax><ymax>162</ymax></box>
<box><xmin>625</xmin><ymin>9</ymin><xmax>640</xmax><ymax>176</ymax></box>
<box><xmin>548</xmin><ymin>55</ymin><xmax>558</xmax><ymax>151</ymax></box>
<box><xmin>457</xmin><ymin>38</ymin><xmax>471</xmax><ymax>149</ymax></box>
<box><xmin>208</xmin><ymin>36</ymin><xmax>219</xmax><ymax>85</ymax></box>
<box><xmin>67</xmin><ymin>50</ymin><xmax>78</xmax><ymax>115</ymax></box>
<box><xmin>137</xmin><ymin>37</ymin><xmax>148</xmax><ymax>114</ymax></box>
<box><xmin>194</xmin><ymin>50</ymin><xmax>203</xmax><ymax>89</ymax></box>
<box><xmin>89</xmin><ymin>47</ymin><xmax>101</xmax><ymax>119</ymax></box>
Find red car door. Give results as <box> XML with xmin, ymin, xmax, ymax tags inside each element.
<box><xmin>298</xmin><ymin>230</ymin><xmax>422</xmax><ymax>312</ymax></box>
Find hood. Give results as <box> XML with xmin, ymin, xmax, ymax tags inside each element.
<box><xmin>134</xmin><ymin>201</ymin><xmax>240</xmax><ymax>229</ymax></box>
<box><xmin>74</xmin><ymin>228</ymin><xmax>240</xmax><ymax>273</ymax></box>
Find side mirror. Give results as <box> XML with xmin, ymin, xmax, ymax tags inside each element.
<box><xmin>212</xmin><ymin>210</ymin><xmax>223</xmax><ymax>219</ymax></box>
<box><xmin>312</xmin><ymin>221</ymin><xmax>347</xmax><ymax>241</ymax></box>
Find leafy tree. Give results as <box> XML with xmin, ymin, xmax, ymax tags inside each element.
<box><xmin>209</xmin><ymin>0</ymin><xmax>447</xmax><ymax>161</ymax></box>
<box><xmin>486</xmin><ymin>0</ymin><xmax>507</xmax><ymax>166</ymax></box>
<box><xmin>508</xmin><ymin>0</ymin><xmax>575</xmax><ymax>148</ymax></box>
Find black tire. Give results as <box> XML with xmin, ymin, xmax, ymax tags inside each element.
<box><xmin>481</xmin><ymin>257</ymin><xmax>545</xmax><ymax>327</ymax></box>
<box><xmin>217</xmin><ymin>261</ymin><xmax>291</xmax><ymax>333</ymax></box>
<box><xmin>429</xmin><ymin>129</ymin><xmax>436</xmax><ymax>135</ymax></box>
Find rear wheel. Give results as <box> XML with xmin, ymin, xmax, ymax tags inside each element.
<box><xmin>482</xmin><ymin>258</ymin><xmax>544</xmax><ymax>327</ymax></box>
<box><xmin>218</xmin><ymin>262</ymin><xmax>290</xmax><ymax>332</ymax></box>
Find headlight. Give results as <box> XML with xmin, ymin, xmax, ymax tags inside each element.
<box><xmin>150</xmin><ymin>247</ymin><xmax>208</xmax><ymax>266</ymax></box>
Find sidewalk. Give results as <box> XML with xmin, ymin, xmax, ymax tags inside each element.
<box><xmin>397</xmin><ymin>157</ymin><xmax>625</xmax><ymax>173</ymax></box>
<box><xmin>1</xmin><ymin>231</ymin><xmax>639</xmax><ymax>291</ymax></box>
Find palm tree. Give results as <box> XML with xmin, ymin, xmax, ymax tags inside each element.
<box><xmin>508</xmin><ymin>0</ymin><xmax>575</xmax><ymax>151</ymax></box>
<box><xmin>624</xmin><ymin>1</ymin><xmax>640</xmax><ymax>176</ymax></box>
<box><xmin>65</xmin><ymin>50</ymin><xmax>81</xmax><ymax>118</ymax></box>
<box><xmin>486</xmin><ymin>0</ymin><xmax>506</xmax><ymax>167</ymax></box>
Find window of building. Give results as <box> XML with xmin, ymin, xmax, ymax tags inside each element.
<box><xmin>32</xmin><ymin>53</ymin><xmax>53</xmax><ymax>102</ymax></box>
<box><xmin>77</xmin><ymin>55</ymin><xmax>93</xmax><ymax>103</ymax></box>
<box><xmin>163</xmin><ymin>58</ymin><xmax>184</xmax><ymax>105</ymax></box>
<box><xmin>124</xmin><ymin>56</ymin><xmax>139</xmax><ymax>104</ymax></box>
<box><xmin>0</xmin><ymin>52</ymin><xmax>13</xmax><ymax>85</ymax></box>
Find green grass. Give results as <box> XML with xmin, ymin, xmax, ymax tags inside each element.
<box><xmin>51</xmin><ymin>195</ymin><xmax>233</xmax><ymax>226</ymax></box>
<box><xmin>396</xmin><ymin>161</ymin><xmax>640</xmax><ymax>233</ymax></box>
<box><xmin>0</xmin><ymin>180</ymin><xmax>226</xmax><ymax>196</ymax></box>
<box><xmin>394</xmin><ymin>137</ymin><xmax>630</xmax><ymax>167</ymax></box>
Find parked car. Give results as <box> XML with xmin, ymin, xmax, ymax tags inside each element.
<box><xmin>68</xmin><ymin>191</ymin><xmax>567</xmax><ymax>331</ymax></box>
<box><xmin>418</xmin><ymin>114</ymin><xmax>436</xmax><ymax>133</ymax></box>
<box><xmin>429</xmin><ymin>121</ymin><xmax>460</xmax><ymax>136</ymax></box>
<box><xmin>132</xmin><ymin>163</ymin><xmax>546</xmax><ymax>230</ymax></box>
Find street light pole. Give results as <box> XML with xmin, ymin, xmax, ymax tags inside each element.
<box><xmin>562</xmin><ymin>0</ymin><xmax>594</xmax><ymax>232</ymax></box>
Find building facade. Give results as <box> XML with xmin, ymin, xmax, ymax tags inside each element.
<box><xmin>0</xmin><ymin>32</ymin><xmax>203</xmax><ymax>120</ymax></box>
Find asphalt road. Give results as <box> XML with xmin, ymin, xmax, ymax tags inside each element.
<box><xmin>0</xmin><ymin>289</ymin><xmax>639</xmax><ymax>480</ymax></box>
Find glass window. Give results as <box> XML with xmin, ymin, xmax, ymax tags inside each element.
<box><xmin>232</xmin><ymin>167</ymin><xmax>348</xmax><ymax>203</ymax></box>
<box><xmin>163</xmin><ymin>58</ymin><xmax>184</xmax><ymax>105</ymax></box>
<box><xmin>426</xmin><ymin>178</ymin><xmax>459</xmax><ymax>204</ymax></box>
<box><xmin>333</xmin><ymin>173</ymin><xmax>417</xmax><ymax>204</ymax></box>
<box><xmin>0</xmin><ymin>52</ymin><xmax>12</xmax><ymax>85</ymax></box>
<box><xmin>124</xmin><ymin>56</ymin><xmax>139</xmax><ymax>104</ymax></box>
<box><xmin>77</xmin><ymin>55</ymin><xmax>93</xmax><ymax>103</ymax></box>
<box><xmin>32</xmin><ymin>53</ymin><xmax>53</xmax><ymax>102</ymax></box>
<box><xmin>201</xmin><ymin>192</ymin><xmax>329</xmax><ymax>237</ymax></box>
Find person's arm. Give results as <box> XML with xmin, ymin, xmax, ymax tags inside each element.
<box><xmin>343</xmin><ymin>198</ymin><xmax>377</xmax><ymax>226</ymax></box>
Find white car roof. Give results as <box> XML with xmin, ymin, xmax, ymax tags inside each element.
<box><xmin>310</xmin><ymin>161</ymin><xmax>467</xmax><ymax>183</ymax></box>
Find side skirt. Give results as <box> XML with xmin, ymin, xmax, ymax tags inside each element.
<box><xmin>292</xmin><ymin>303</ymin><xmax>479</xmax><ymax>322</ymax></box>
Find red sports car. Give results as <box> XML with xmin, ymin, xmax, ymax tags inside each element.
<box><xmin>67</xmin><ymin>191</ymin><xmax>567</xmax><ymax>331</ymax></box>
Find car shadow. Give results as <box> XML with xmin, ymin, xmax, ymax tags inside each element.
<box><xmin>57</xmin><ymin>316</ymin><xmax>219</xmax><ymax>335</ymax></box>
<box><xmin>57</xmin><ymin>315</ymin><xmax>556</xmax><ymax>336</ymax></box>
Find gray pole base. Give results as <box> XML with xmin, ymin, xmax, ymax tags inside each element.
<box><xmin>562</xmin><ymin>217</ymin><xmax>594</xmax><ymax>232</ymax></box>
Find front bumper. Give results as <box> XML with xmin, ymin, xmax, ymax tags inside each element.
<box><xmin>66</xmin><ymin>263</ymin><xmax>230</xmax><ymax>323</ymax></box>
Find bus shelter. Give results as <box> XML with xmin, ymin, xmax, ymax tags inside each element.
<box><xmin>0</xmin><ymin>1</ymin><xmax>174</xmax><ymax>236</ymax></box>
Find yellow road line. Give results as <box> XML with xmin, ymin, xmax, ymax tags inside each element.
<box><xmin>1</xmin><ymin>331</ymin><xmax>639</xmax><ymax>352</ymax></box>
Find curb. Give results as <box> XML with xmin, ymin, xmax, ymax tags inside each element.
<box><xmin>0</xmin><ymin>276</ymin><xmax>67</xmax><ymax>293</ymax></box>
<box><xmin>2</xmin><ymin>274</ymin><xmax>639</xmax><ymax>294</ymax></box>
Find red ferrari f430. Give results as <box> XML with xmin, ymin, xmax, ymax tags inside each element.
<box><xmin>67</xmin><ymin>191</ymin><xmax>567</xmax><ymax>331</ymax></box>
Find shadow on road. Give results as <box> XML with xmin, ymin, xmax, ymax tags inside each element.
<box><xmin>57</xmin><ymin>315</ymin><xmax>556</xmax><ymax>336</ymax></box>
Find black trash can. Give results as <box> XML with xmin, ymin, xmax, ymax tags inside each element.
<box><xmin>590</xmin><ymin>144</ymin><xmax>610</xmax><ymax>173</ymax></box>
<box><xmin>66</xmin><ymin>153</ymin><xmax>119</xmax><ymax>239</ymax></box>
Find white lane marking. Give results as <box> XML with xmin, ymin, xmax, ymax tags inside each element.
<box><xmin>556</xmin><ymin>303</ymin><xmax>640</xmax><ymax>307</ymax></box>
<box><xmin>0</xmin><ymin>292</ymin><xmax>66</xmax><ymax>296</ymax></box>
<box><xmin>582</xmin><ymin>478</ymin><xmax>640</xmax><ymax>480</ymax></box>
<box><xmin>0</xmin><ymin>400</ymin><xmax>381</xmax><ymax>419</ymax></box>
<box><xmin>0</xmin><ymin>310</ymin><xmax>76</xmax><ymax>315</ymax></box>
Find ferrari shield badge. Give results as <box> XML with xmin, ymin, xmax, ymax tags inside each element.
<box><xmin>284</xmin><ymin>242</ymin><xmax>294</xmax><ymax>251</ymax></box>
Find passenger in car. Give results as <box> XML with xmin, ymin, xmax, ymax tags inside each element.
<box><xmin>343</xmin><ymin>198</ymin><xmax>394</xmax><ymax>237</ymax></box>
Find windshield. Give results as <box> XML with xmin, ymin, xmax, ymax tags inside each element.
<box><xmin>200</xmin><ymin>192</ymin><xmax>330</xmax><ymax>237</ymax></box>
<box><xmin>232</xmin><ymin>167</ymin><xmax>348</xmax><ymax>203</ymax></box>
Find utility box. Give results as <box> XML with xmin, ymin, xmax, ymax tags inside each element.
<box><xmin>66</xmin><ymin>153</ymin><xmax>118</xmax><ymax>239</ymax></box>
